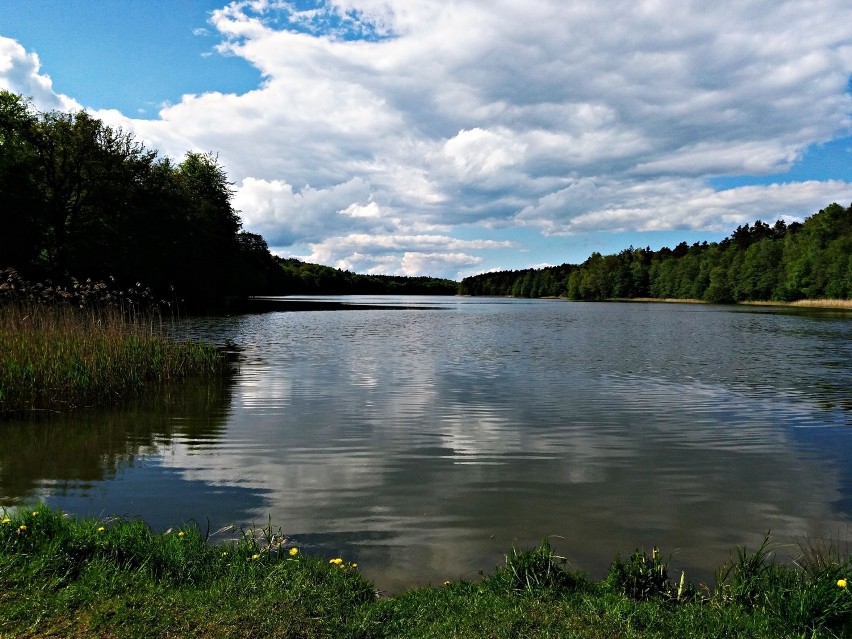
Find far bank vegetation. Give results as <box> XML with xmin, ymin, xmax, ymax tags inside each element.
<box><xmin>460</xmin><ymin>203</ymin><xmax>852</xmax><ymax>304</ymax></box>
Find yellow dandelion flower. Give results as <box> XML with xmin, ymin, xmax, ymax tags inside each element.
<box><xmin>97</xmin><ymin>526</ymin><xmax>105</xmax><ymax>533</ymax></box>
<box><xmin>178</xmin><ymin>531</ymin><xmax>185</xmax><ymax>538</ymax></box>
<box><xmin>222</xmin><ymin>551</ymin><xmax>229</xmax><ymax>557</ymax></box>
<box><xmin>350</xmin><ymin>563</ymin><xmax>358</xmax><ymax>568</ymax></box>
<box><xmin>2</xmin><ymin>519</ymin><xmax>10</xmax><ymax>525</ymax></box>
<box><xmin>18</xmin><ymin>525</ymin><xmax>27</xmax><ymax>531</ymax></box>
<box><xmin>839</xmin><ymin>579</ymin><xmax>848</xmax><ymax>588</ymax></box>
<box><xmin>329</xmin><ymin>557</ymin><xmax>344</xmax><ymax>565</ymax></box>
<box><xmin>31</xmin><ymin>511</ymin><xmax>38</xmax><ymax>516</ymax></box>
<box><xmin>252</xmin><ymin>553</ymin><xmax>260</xmax><ymax>560</ymax></box>
<box><xmin>289</xmin><ymin>547</ymin><xmax>299</xmax><ymax>557</ymax></box>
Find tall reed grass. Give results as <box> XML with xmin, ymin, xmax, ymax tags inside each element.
<box><xmin>0</xmin><ymin>270</ymin><xmax>222</xmax><ymax>418</ymax></box>
<box><xmin>740</xmin><ymin>299</ymin><xmax>852</xmax><ymax>309</ymax></box>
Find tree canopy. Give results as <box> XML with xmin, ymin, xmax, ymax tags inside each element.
<box><xmin>0</xmin><ymin>91</ymin><xmax>286</xmax><ymax>308</ymax></box>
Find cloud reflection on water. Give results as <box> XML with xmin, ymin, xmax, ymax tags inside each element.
<box><xmin>154</xmin><ymin>302</ymin><xmax>851</xmax><ymax>590</ymax></box>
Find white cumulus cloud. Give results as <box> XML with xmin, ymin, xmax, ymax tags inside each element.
<box><xmin>0</xmin><ymin>36</ymin><xmax>80</xmax><ymax>112</ymax></box>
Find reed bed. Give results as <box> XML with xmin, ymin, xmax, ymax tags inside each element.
<box><xmin>781</xmin><ymin>298</ymin><xmax>852</xmax><ymax>309</ymax></box>
<box><xmin>610</xmin><ymin>297</ymin><xmax>851</xmax><ymax>309</ymax></box>
<box><xmin>0</xmin><ymin>271</ymin><xmax>221</xmax><ymax>417</ymax></box>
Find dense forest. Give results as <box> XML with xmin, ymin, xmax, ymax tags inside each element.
<box><xmin>460</xmin><ymin>203</ymin><xmax>852</xmax><ymax>302</ymax></box>
<box><xmin>0</xmin><ymin>91</ymin><xmax>454</xmax><ymax>308</ymax></box>
<box><xmin>0</xmin><ymin>90</ymin><xmax>282</xmax><ymax>308</ymax></box>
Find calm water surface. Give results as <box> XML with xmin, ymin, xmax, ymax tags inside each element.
<box><xmin>2</xmin><ymin>297</ymin><xmax>851</xmax><ymax>592</ymax></box>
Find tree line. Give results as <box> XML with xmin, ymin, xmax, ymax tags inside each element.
<box><xmin>460</xmin><ymin>203</ymin><xmax>852</xmax><ymax>302</ymax></box>
<box><xmin>274</xmin><ymin>258</ymin><xmax>457</xmax><ymax>295</ymax></box>
<box><xmin>0</xmin><ymin>90</ymin><xmax>291</xmax><ymax>309</ymax></box>
<box><xmin>0</xmin><ymin>91</ymin><xmax>455</xmax><ymax>308</ymax></box>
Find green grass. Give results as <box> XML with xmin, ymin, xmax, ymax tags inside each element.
<box><xmin>0</xmin><ymin>302</ymin><xmax>222</xmax><ymax>418</ymax></box>
<box><xmin>0</xmin><ymin>506</ymin><xmax>372</xmax><ymax>638</ymax></box>
<box><xmin>2</xmin><ymin>507</ymin><xmax>851</xmax><ymax>638</ymax></box>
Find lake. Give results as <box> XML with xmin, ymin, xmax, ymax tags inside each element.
<box><xmin>1</xmin><ymin>297</ymin><xmax>850</xmax><ymax>593</ymax></box>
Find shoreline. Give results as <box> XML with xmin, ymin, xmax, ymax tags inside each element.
<box><xmin>2</xmin><ymin>507</ymin><xmax>850</xmax><ymax>637</ymax></box>
<box><xmin>605</xmin><ymin>297</ymin><xmax>852</xmax><ymax>310</ymax></box>
<box><xmin>498</xmin><ymin>295</ymin><xmax>852</xmax><ymax>310</ymax></box>
<box><xmin>738</xmin><ymin>298</ymin><xmax>852</xmax><ymax>309</ymax></box>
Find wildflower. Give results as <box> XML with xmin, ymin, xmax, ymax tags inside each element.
<box><xmin>252</xmin><ymin>554</ymin><xmax>260</xmax><ymax>560</ymax></box>
<box><xmin>222</xmin><ymin>551</ymin><xmax>229</xmax><ymax>557</ymax></box>
<box><xmin>329</xmin><ymin>558</ymin><xmax>344</xmax><ymax>566</ymax></box>
<box><xmin>839</xmin><ymin>579</ymin><xmax>848</xmax><ymax>588</ymax></box>
<box><xmin>97</xmin><ymin>526</ymin><xmax>105</xmax><ymax>533</ymax></box>
<box><xmin>178</xmin><ymin>531</ymin><xmax>185</xmax><ymax>538</ymax></box>
<box><xmin>443</xmin><ymin>580</ymin><xmax>452</xmax><ymax>586</ymax></box>
<box><xmin>2</xmin><ymin>519</ymin><xmax>10</xmax><ymax>525</ymax></box>
<box><xmin>289</xmin><ymin>547</ymin><xmax>299</xmax><ymax>557</ymax></box>
<box><xmin>18</xmin><ymin>525</ymin><xmax>27</xmax><ymax>532</ymax></box>
<box><xmin>31</xmin><ymin>511</ymin><xmax>38</xmax><ymax>516</ymax></box>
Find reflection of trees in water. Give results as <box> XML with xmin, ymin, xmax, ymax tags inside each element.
<box><xmin>0</xmin><ymin>375</ymin><xmax>234</xmax><ymax>505</ymax></box>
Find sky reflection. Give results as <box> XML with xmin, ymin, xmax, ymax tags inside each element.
<box><xmin>4</xmin><ymin>299</ymin><xmax>850</xmax><ymax>592</ymax></box>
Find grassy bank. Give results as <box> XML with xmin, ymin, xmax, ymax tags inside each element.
<box><xmin>2</xmin><ymin>507</ymin><xmax>850</xmax><ymax>638</ymax></box>
<box><xmin>0</xmin><ymin>302</ymin><xmax>222</xmax><ymax>418</ymax></box>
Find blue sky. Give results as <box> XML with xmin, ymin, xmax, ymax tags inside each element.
<box><xmin>1</xmin><ymin>0</ymin><xmax>851</xmax><ymax>279</ymax></box>
<box><xmin>0</xmin><ymin>1</ymin><xmax>259</xmax><ymax>116</ymax></box>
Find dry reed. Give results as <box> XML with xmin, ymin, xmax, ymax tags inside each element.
<box><xmin>0</xmin><ymin>301</ymin><xmax>221</xmax><ymax>418</ymax></box>
<box><xmin>740</xmin><ymin>299</ymin><xmax>852</xmax><ymax>309</ymax></box>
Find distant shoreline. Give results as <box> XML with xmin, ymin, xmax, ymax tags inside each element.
<box><xmin>603</xmin><ymin>297</ymin><xmax>852</xmax><ymax>310</ymax></box>
<box><xmin>739</xmin><ymin>298</ymin><xmax>852</xmax><ymax>309</ymax></box>
<box><xmin>606</xmin><ymin>297</ymin><xmax>705</xmax><ymax>304</ymax></box>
